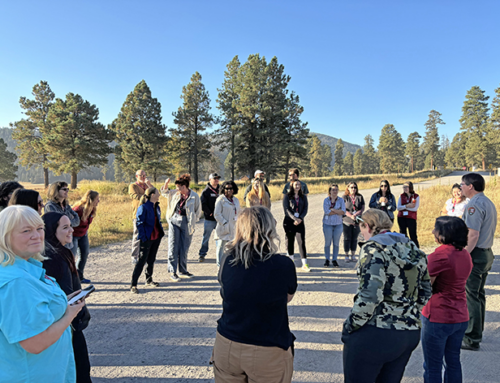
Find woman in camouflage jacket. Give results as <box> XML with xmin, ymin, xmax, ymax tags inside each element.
<box><xmin>342</xmin><ymin>209</ymin><xmax>431</xmax><ymax>383</ymax></box>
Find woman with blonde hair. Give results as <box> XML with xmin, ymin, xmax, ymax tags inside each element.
<box><xmin>161</xmin><ymin>174</ymin><xmax>201</xmax><ymax>282</ymax></box>
<box><xmin>245</xmin><ymin>178</ymin><xmax>271</xmax><ymax>209</ymax></box>
<box><xmin>342</xmin><ymin>209</ymin><xmax>431</xmax><ymax>383</ymax></box>
<box><xmin>0</xmin><ymin>206</ymin><xmax>85</xmax><ymax>382</ymax></box>
<box><xmin>212</xmin><ymin>206</ymin><xmax>297</xmax><ymax>383</ymax></box>
<box><xmin>130</xmin><ymin>187</ymin><xmax>164</xmax><ymax>294</ymax></box>
<box><xmin>72</xmin><ymin>190</ymin><xmax>100</xmax><ymax>283</ymax></box>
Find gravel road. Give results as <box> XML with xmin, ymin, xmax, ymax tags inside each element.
<box><xmin>85</xmin><ymin>172</ymin><xmax>499</xmax><ymax>382</ymax></box>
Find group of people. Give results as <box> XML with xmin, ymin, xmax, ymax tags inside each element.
<box><xmin>0</xmin><ymin>169</ymin><xmax>497</xmax><ymax>383</ymax></box>
<box><xmin>0</xmin><ymin>180</ymin><xmax>101</xmax><ymax>382</ymax></box>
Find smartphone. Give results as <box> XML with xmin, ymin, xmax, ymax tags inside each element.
<box><xmin>68</xmin><ymin>285</ymin><xmax>95</xmax><ymax>305</ymax></box>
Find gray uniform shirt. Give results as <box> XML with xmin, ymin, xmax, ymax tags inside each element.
<box><xmin>463</xmin><ymin>192</ymin><xmax>497</xmax><ymax>249</ymax></box>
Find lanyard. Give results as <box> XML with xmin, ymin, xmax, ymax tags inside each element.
<box><xmin>330</xmin><ymin>197</ymin><xmax>338</xmax><ymax>209</ymax></box>
<box><xmin>227</xmin><ymin>197</ymin><xmax>237</xmax><ymax>214</ymax></box>
<box><xmin>350</xmin><ymin>195</ymin><xmax>356</xmax><ymax>212</ymax></box>
<box><xmin>452</xmin><ymin>199</ymin><xmax>458</xmax><ymax>212</ymax></box>
<box><xmin>178</xmin><ymin>191</ymin><xmax>190</xmax><ymax>212</ymax></box>
<box><xmin>295</xmin><ymin>196</ymin><xmax>300</xmax><ymax>212</ymax></box>
<box><xmin>208</xmin><ymin>185</ymin><xmax>218</xmax><ymax>194</ymax></box>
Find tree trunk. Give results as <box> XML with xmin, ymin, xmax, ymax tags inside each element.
<box><xmin>43</xmin><ymin>167</ymin><xmax>49</xmax><ymax>189</ymax></box>
<box><xmin>411</xmin><ymin>156</ymin><xmax>414</xmax><ymax>173</ymax></box>
<box><xmin>71</xmin><ymin>171</ymin><xmax>77</xmax><ymax>189</ymax></box>
<box><xmin>193</xmin><ymin>122</ymin><xmax>199</xmax><ymax>183</ymax></box>
<box><xmin>482</xmin><ymin>156</ymin><xmax>486</xmax><ymax>171</ymax></box>
<box><xmin>231</xmin><ymin>131</ymin><xmax>235</xmax><ymax>180</ymax></box>
<box><xmin>430</xmin><ymin>156</ymin><xmax>434</xmax><ymax>170</ymax></box>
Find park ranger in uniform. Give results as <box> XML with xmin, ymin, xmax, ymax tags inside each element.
<box><xmin>460</xmin><ymin>173</ymin><xmax>497</xmax><ymax>351</ymax></box>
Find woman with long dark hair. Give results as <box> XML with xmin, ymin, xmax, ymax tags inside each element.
<box><xmin>369</xmin><ymin>180</ymin><xmax>396</xmax><ymax>222</ymax></box>
<box><xmin>72</xmin><ymin>191</ymin><xmax>100</xmax><ymax>283</ymax></box>
<box><xmin>283</xmin><ymin>180</ymin><xmax>310</xmax><ymax>271</ymax></box>
<box><xmin>342</xmin><ymin>182</ymin><xmax>365</xmax><ymax>263</ymax></box>
<box><xmin>421</xmin><ymin>217</ymin><xmax>472</xmax><ymax>383</ymax></box>
<box><xmin>0</xmin><ymin>181</ymin><xmax>23</xmax><ymax>213</ymax></box>
<box><xmin>212</xmin><ymin>206</ymin><xmax>297</xmax><ymax>382</ymax></box>
<box><xmin>8</xmin><ymin>188</ymin><xmax>44</xmax><ymax>215</ymax></box>
<box><xmin>440</xmin><ymin>183</ymin><xmax>469</xmax><ymax>218</ymax></box>
<box><xmin>42</xmin><ymin>212</ymin><xmax>93</xmax><ymax>383</ymax></box>
<box><xmin>397</xmin><ymin>181</ymin><xmax>420</xmax><ymax>248</ymax></box>
<box><xmin>130</xmin><ymin>187</ymin><xmax>164</xmax><ymax>293</ymax></box>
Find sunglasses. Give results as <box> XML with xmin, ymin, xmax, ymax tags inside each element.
<box><xmin>381</xmin><ymin>184</ymin><xmax>388</xmax><ymax>187</ymax></box>
<box><xmin>350</xmin><ymin>186</ymin><xmax>358</xmax><ymax>189</ymax></box>
<box><xmin>225</xmin><ymin>187</ymin><xmax>233</xmax><ymax>191</ymax></box>
<box><xmin>60</xmin><ymin>188</ymin><xmax>69</xmax><ymax>192</ymax></box>
<box><xmin>355</xmin><ymin>216</ymin><xmax>364</xmax><ymax>223</ymax></box>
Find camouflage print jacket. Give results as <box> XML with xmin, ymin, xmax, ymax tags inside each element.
<box><xmin>344</xmin><ymin>232</ymin><xmax>431</xmax><ymax>333</ymax></box>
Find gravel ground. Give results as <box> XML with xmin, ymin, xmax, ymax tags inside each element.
<box><xmin>84</xmin><ymin>172</ymin><xmax>499</xmax><ymax>382</ymax></box>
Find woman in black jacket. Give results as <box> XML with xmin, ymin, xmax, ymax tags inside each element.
<box><xmin>342</xmin><ymin>182</ymin><xmax>365</xmax><ymax>263</ymax></box>
<box><xmin>283</xmin><ymin>180</ymin><xmax>310</xmax><ymax>271</ymax></box>
<box><xmin>42</xmin><ymin>212</ymin><xmax>92</xmax><ymax>383</ymax></box>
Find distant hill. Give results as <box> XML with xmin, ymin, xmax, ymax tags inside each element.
<box><xmin>312</xmin><ymin>132</ymin><xmax>362</xmax><ymax>167</ymax></box>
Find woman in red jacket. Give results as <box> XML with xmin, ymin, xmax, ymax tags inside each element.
<box><xmin>72</xmin><ymin>190</ymin><xmax>100</xmax><ymax>283</ymax></box>
<box><xmin>421</xmin><ymin>216</ymin><xmax>472</xmax><ymax>383</ymax></box>
<box><xmin>397</xmin><ymin>181</ymin><xmax>420</xmax><ymax>248</ymax></box>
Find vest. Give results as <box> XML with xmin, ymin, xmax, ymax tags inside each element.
<box><xmin>397</xmin><ymin>193</ymin><xmax>419</xmax><ymax>220</ymax></box>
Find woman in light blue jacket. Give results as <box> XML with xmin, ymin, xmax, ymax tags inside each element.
<box><xmin>323</xmin><ymin>184</ymin><xmax>346</xmax><ymax>268</ymax></box>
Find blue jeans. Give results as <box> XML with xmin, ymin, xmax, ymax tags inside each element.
<box><xmin>421</xmin><ymin>316</ymin><xmax>468</xmax><ymax>383</ymax></box>
<box><xmin>168</xmin><ymin>214</ymin><xmax>192</xmax><ymax>274</ymax></box>
<box><xmin>199</xmin><ymin>219</ymin><xmax>217</xmax><ymax>258</ymax></box>
<box><xmin>215</xmin><ymin>239</ymin><xmax>228</xmax><ymax>267</ymax></box>
<box><xmin>72</xmin><ymin>234</ymin><xmax>90</xmax><ymax>280</ymax></box>
<box><xmin>323</xmin><ymin>223</ymin><xmax>343</xmax><ymax>261</ymax></box>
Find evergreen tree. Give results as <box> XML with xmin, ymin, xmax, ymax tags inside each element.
<box><xmin>459</xmin><ymin>86</ymin><xmax>490</xmax><ymax>170</ymax></box>
<box><xmin>422</xmin><ymin>110</ymin><xmax>445</xmax><ymax>170</ymax></box>
<box><xmin>378</xmin><ymin>124</ymin><xmax>406</xmax><ymax>173</ymax></box>
<box><xmin>11</xmin><ymin>81</ymin><xmax>55</xmax><ymax>188</ymax></box>
<box><xmin>112</xmin><ymin>80</ymin><xmax>169</xmax><ymax>180</ymax></box>
<box><xmin>171</xmin><ymin>72</ymin><xmax>215</xmax><ymax>183</ymax></box>
<box><xmin>46</xmin><ymin>93</ymin><xmax>112</xmax><ymax>189</ymax></box>
<box><xmin>405</xmin><ymin>132</ymin><xmax>421</xmax><ymax>173</ymax></box>
<box><xmin>333</xmin><ymin>138</ymin><xmax>344</xmax><ymax>176</ymax></box>
<box><xmin>0</xmin><ymin>138</ymin><xmax>17</xmax><ymax>181</ymax></box>
<box><xmin>343</xmin><ymin>151</ymin><xmax>354</xmax><ymax>175</ymax></box>
<box><xmin>297</xmin><ymin>136</ymin><xmax>313</xmax><ymax>177</ymax></box>
<box><xmin>445</xmin><ymin>132</ymin><xmax>466</xmax><ymax>168</ymax></box>
<box><xmin>322</xmin><ymin>143</ymin><xmax>333</xmax><ymax>175</ymax></box>
<box><xmin>353</xmin><ymin>148</ymin><xmax>363</xmax><ymax>175</ymax></box>
<box><xmin>488</xmin><ymin>84</ymin><xmax>500</xmax><ymax>167</ymax></box>
<box><xmin>362</xmin><ymin>135</ymin><xmax>379</xmax><ymax>174</ymax></box>
<box><xmin>309</xmin><ymin>135</ymin><xmax>324</xmax><ymax>177</ymax></box>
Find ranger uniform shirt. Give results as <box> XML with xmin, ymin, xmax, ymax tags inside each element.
<box><xmin>463</xmin><ymin>192</ymin><xmax>497</xmax><ymax>249</ymax></box>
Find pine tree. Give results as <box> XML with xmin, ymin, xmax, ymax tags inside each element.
<box><xmin>112</xmin><ymin>80</ymin><xmax>169</xmax><ymax>180</ymax></box>
<box><xmin>488</xmin><ymin>84</ymin><xmax>500</xmax><ymax>167</ymax></box>
<box><xmin>170</xmin><ymin>72</ymin><xmax>215</xmax><ymax>183</ymax></box>
<box><xmin>309</xmin><ymin>135</ymin><xmax>324</xmax><ymax>177</ymax></box>
<box><xmin>333</xmin><ymin>138</ymin><xmax>344</xmax><ymax>176</ymax></box>
<box><xmin>405</xmin><ymin>132</ymin><xmax>421</xmax><ymax>173</ymax></box>
<box><xmin>362</xmin><ymin>135</ymin><xmax>379</xmax><ymax>174</ymax></box>
<box><xmin>0</xmin><ymin>138</ymin><xmax>17</xmax><ymax>181</ymax></box>
<box><xmin>422</xmin><ymin>110</ymin><xmax>445</xmax><ymax>170</ymax></box>
<box><xmin>378</xmin><ymin>124</ymin><xmax>406</xmax><ymax>173</ymax></box>
<box><xmin>46</xmin><ymin>93</ymin><xmax>112</xmax><ymax>189</ymax></box>
<box><xmin>459</xmin><ymin>86</ymin><xmax>490</xmax><ymax>170</ymax></box>
<box><xmin>11</xmin><ymin>81</ymin><xmax>55</xmax><ymax>188</ymax></box>
<box><xmin>445</xmin><ymin>133</ymin><xmax>466</xmax><ymax>168</ymax></box>
<box><xmin>353</xmin><ymin>148</ymin><xmax>363</xmax><ymax>175</ymax></box>
<box><xmin>343</xmin><ymin>151</ymin><xmax>354</xmax><ymax>175</ymax></box>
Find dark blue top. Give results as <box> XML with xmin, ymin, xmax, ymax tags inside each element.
<box><xmin>136</xmin><ymin>201</ymin><xmax>164</xmax><ymax>241</ymax></box>
<box><xmin>217</xmin><ymin>252</ymin><xmax>298</xmax><ymax>350</ymax></box>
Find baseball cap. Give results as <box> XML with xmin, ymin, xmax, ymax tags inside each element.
<box><xmin>209</xmin><ymin>173</ymin><xmax>221</xmax><ymax>180</ymax></box>
<box><xmin>254</xmin><ymin>170</ymin><xmax>265</xmax><ymax>177</ymax></box>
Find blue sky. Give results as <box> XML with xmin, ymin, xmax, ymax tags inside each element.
<box><xmin>1</xmin><ymin>0</ymin><xmax>499</xmax><ymax>147</ymax></box>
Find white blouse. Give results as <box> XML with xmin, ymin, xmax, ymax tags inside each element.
<box><xmin>444</xmin><ymin>198</ymin><xmax>469</xmax><ymax>218</ymax></box>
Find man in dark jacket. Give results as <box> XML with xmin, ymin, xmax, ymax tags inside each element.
<box><xmin>198</xmin><ymin>173</ymin><xmax>220</xmax><ymax>262</ymax></box>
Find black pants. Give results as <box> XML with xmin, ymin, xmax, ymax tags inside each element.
<box><xmin>343</xmin><ymin>224</ymin><xmax>360</xmax><ymax>253</ymax></box>
<box><xmin>131</xmin><ymin>238</ymin><xmax>161</xmax><ymax>287</ymax></box>
<box><xmin>283</xmin><ymin>219</ymin><xmax>307</xmax><ymax>259</ymax></box>
<box><xmin>73</xmin><ymin>330</ymin><xmax>92</xmax><ymax>383</ymax></box>
<box><xmin>342</xmin><ymin>325</ymin><xmax>420</xmax><ymax>383</ymax></box>
<box><xmin>397</xmin><ymin>217</ymin><xmax>419</xmax><ymax>248</ymax></box>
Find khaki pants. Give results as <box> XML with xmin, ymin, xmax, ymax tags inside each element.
<box><xmin>212</xmin><ymin>332</ymin><xmax>294</xmax><ymax>383</ymax></box>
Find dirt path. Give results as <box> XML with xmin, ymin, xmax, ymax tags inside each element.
<box><xmin>85</xmin><ymin>173</ymin><xmax>499</xmax><ymax>382</ymax></box>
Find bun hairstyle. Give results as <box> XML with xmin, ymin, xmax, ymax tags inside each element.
<box><xmin>139</xmin><ymin>187</ymin><xmax>158</xmax><ymax>206</ymax></box>
<box><xmin>175</xmin><ymin>174</ymin><xmax>191</xmax><ymax>188</ymax></box>
<box><xmin>359</xmin><ymin>209</ymin><xmax>393</xmax><ymax>236</ymax></box>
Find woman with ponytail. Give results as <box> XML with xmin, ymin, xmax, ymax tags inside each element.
<box><xmin>342</xmin><ymin>209</ymin><xmax>431</xmax><ymax>383</ymax></box>
<box><xmin>72</xmin><ymin>191</ymin><xmax>100</xmax><ymax>283</ymax></box>
<box><xmin>130</xmin><ymin>187</ymin><xmax>164</xmax><ymax>294</ymax></box>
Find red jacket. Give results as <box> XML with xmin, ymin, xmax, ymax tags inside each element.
<box><xmin>72</xmin><ymin>206</ymin><xmax>94</xmax><ymax>237</ymax></box>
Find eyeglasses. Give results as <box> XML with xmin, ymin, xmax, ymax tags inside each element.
<box><xmin>349</xmin><ymin>186</ymin><xmax>357</xmax><ymax>189</ymax></box>
<box><xmin>225</xmin><ymin>187</ymin><xmax>233</xmax><ymax>191</ymax></box>
<box><xmin>60</xmin><ymin>188</ymin><xmax>69</xmax><ymax>192</ymax></box>
<box><xmin>403</xmin><ymin>186</ymin><xmax>409</xmax><ymax>188</ymax></box>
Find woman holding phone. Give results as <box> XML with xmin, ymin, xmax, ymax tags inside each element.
<box><xmin>42</xmin><ymin>212</ymin><xmax>93</xmax><ymax>383</ymax></box>
<box><xmin>0</xmin><ymin>206</ymin><xmax>85</xmax><ymax>383</ymax></box>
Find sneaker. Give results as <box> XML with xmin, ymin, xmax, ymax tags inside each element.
<box><xmin>350</xmin><ymin>256</ymin><xmax>357</xmax><ymax>262</ymax></box>
<box><xmin>80</xmin><ymin>278</ymin><xmax>91</xmax><ymax>284</ymax></box>
<box><xmin>345</xmin><ymin>256</ymin><xmax>350</xmax><ymax>263</ymax></box>
<box><xmin>170</xmin><ymin>273</ymin><xmax>181</xmax><ymax>282</ymax></box>
<box><xmin>461</xmin><ymin>341</ymin><xmax>479</xmax><ymax>351</ymax></box>
<box><xmin>198</xmin><ymin>257</ymin><xmax>205</xmax><ymax>263</ymax></box>
<box><xmin>130</xmin><ymin>286</ymin><xmax>139</xmax><ymax>294</ymax></box>
<box><xmin>180</xmin><ymin>272</ymin><xmax>194</xmax><ymax>279</ymax></box>
<box><xmin>145</xmin><ymin>280</ymin><xmax>160</xmax><ymax>287</ymax></box>
<box><xmin>302</xmin><ymin>264</ymin><xmax>311</xmax><ymax>272</ymax></box>
<box><xmin>131</xmin><ymin>257</ymin><xmax>138</xmax><ymax>265</ymax></box>
<box><xmin>332</xmin><ymin>260</ymin><xmax>340</xmax><ymax>267</ymax></box>
<box><xmin>324</xmin><ymin>260</ymin><xmax>330</xmax><ymax>267</ymax></box>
